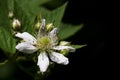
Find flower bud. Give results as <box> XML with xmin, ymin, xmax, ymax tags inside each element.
<box><xmin>46</xmin><ymin>23</ymin><xmax>54</xmax><ymax>31</ymax></box>
<box><xmin>8</xmin><ymin>11</ymin><xmax>14</xmax><ymax>19</ymax></box>
<box><xmin>61</xmin><ymin>49</ymin><xmax>69</xmax><ymax>55</ymax></box>
<box><xmin>35</xmin><ymin>22</ymin><xmax>41</xmax><ymax>30</ymax></box>
<box><xmin>12</xmin><ymin>19</ymin><xmax>21</xmax><ymax>30</ymax></box>
<box><xmin>59</xmin><ymin>41</ymin><xmax>71</xmax><ymax>55</ymax></box>
<box><xmin>59</xmin><ymin>41</ymin><xmax>70</xmax><ymax>46</ymax></box>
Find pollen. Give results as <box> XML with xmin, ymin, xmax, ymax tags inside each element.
<box><xmin>37</xmin><ymin>36</ymin><xmax>51</xmax><ymax>50</ymax></box>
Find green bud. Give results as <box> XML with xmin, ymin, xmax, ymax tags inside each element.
<box><xmin>59</xmin><ymin>41</ymin><xmax>70</xmax><ymax>46</ymax></box>
<box><xmin>12</xmin><ymin>19</ymin><xmax>21</xmax><ymax>30</ymax></box>
<box><xmin>35</xmin><ymin>22</ymin><xmax>41</xmax><ymax>29</ymax></box>
<box><xmin>46</xmin><ymin>23</ymin><xmax>54</xmax><ymax>31</ymax></box>
<box><xmin>59</xmin><ymin>41</ymin><xmax>71</xmax><ymax>55</ymax></box>
<box><xmin>60</xmin><ymin>49</ymin><xmax>69</xmax><ymax>56</ymax></box>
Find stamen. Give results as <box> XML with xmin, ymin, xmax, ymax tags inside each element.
<box><xmin>37</xmin><ymin>36</ymin><xmax>51</xmax><ymax>50</ymax></box>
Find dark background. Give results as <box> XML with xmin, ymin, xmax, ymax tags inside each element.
<box><xmin>46</xmin><ymin>0</ymin><xmax>106</xmax><ymax>80</ymax></box>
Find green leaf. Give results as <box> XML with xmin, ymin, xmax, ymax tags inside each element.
<box><xmin>8</xmin><ymin>0</ymin><xmax>14</xmax><ymax>11</ymax></box>
<box><xmin>40</xmin><ymin>2</ymin><xmax>67</xmax><ymax>27</ymax></box>
<box><xmin>14</xmin><ymin>0</ymin><xmax>50</xmax><ymax>17</ymax></box>
<box><xmin>14</xmin><ymin>0</ymin><xmax>50</xmax><ymax>34</ymax></box>
<box><xmin>0</xmin><ymin>27</ymin><xmax>16</xmax><ymax>55</ymax></box>
<box><xmin>42</xmin><ymin>0</ymin><xmax>67</xmax><ymax>10</ymax></box>
<box><xmin>15</xmin><ymin>0</ymin><xmax>50</xmax><ymax>6</ymax></box>
<box><xmin>71</xmin><ymin>44</ymin><xmax>87</xmax><ymax>49</ymax></box>
<box><xmin>58</xmin><ymin>23</ymin><xmax>84</xmax><ymax>40</ymax></box>
<box><xmin>15</xmin><ymin>0</ymin><xmax>50</xmax><ymax>15</ymax></box>
<box><xmin>0</xmin><ymin>0</ymin><xmax>11</xmax><ymax>32</ymax></box>
<box><xmin>14</xmin><ymin>0</ymin><xmax>34</xmax><ymax>34</ymax></box>
<box><xmin>0</xmin><ymin>0</ymin><xmax>16</xmax><ymax>55</ymax></box>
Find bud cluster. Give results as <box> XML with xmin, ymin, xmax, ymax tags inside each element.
<box><xmin>8</xmin><ymin>11</ymin><xmax>21</xmax><ymax>30</ymax></box>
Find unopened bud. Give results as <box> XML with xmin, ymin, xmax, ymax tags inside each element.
<box><xmin>12</xmin><ymin>19</ymin><xmax>21</xmax><ymax>30</ymax></box>
<box><xmin>60</xmin><ymin>41</ymin><xmax>71</xmax><ymax>55</ymax></box>
<box><xmin>59</xmin><ymin>41</ymin><xmax>70</xmax><ymax>46</ymax></box>
<box><xmin>46</xmin><ymin>23</ymin><xmax>54</xmax><ymax>31</ymax></box>
<box><xmin>35</xmin><ymin>22</ymin><xmax>41</xmax><ymax>29</ymax></box>
<box><xmin>61</xmin><ymin>49</ymin><xmax>69</xmax><ymax>55</ymax></box>
<box><xmin>8</xmin><ymin>11</ymin><xmax>14</xmax><ymax>18</ymax></box>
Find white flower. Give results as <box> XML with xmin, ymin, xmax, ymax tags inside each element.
<box><xmin>15</xmin><ymin>19</ymin><xmax>75</xmax><ymax>73</ymax></box>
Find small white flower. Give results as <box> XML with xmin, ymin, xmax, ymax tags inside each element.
<box><xmin>15</xmin><ymin>19</ymin><xmax>75</xmax><ymax>73</ymax></box>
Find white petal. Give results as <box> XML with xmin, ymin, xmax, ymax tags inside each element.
<box><xmin>53</xmin><ymin>46</ymin><xmax>75</xmax><ymax>52</ymax></box>
<box><xmin>49</xmin><ymin>51</ymin><xmax>69</xmax><ymax>65</ymax></box>
<box><xmin>16</xmin><ymin>42</ymin><xmax>38</xmax><ymax>53</ymax></box>
<box><xmin>37</xmin><ymin>19</ymin><xmax>47</xmax><ymax>39</ymax></box>
<box><xmin>15</xmin><ymin>32</ymin><xmax>37</xmax><ymax>44</ymax></box>
<box><xmin>37</xmin><ymin>52</ymin><xmax>49</xmax><ymax>73</ymax></box>
<box><xmin>49</xmin><ymin>28</ymin><xmax>58</xmax><ymax>45</ymax></box>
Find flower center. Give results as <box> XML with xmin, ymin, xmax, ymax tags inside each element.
<box><xmin>37</xmin><ymin>36</ymin><xmax>51</xmax><ymax>51</ymax></box>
